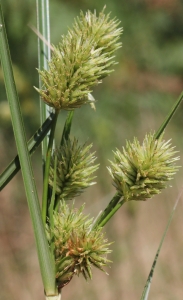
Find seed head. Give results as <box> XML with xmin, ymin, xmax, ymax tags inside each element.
<box><xmin>47</xmin><ymin>201</ymin><xmax>112</xmax><ymax>288</ymax></box>
<box><xmin>35</xmin><ymin>8</ymin><xmax>122</xmax><ymax>111</ymax></box>
<box><xmin>49</xmin><ymin>139</ymin><xmax>99</xmax><ymax>201</ymax></box>
<box><xmin>108</xmin><ymin>133</ymin><xmax>180</xmax><ymax>201</ymax></box>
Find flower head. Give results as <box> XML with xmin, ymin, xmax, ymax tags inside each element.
<box><xmin>35</xmin><ymin>8</ymin><xmax>122</xmax><ymax>111</ymax></box>
<box><xmin>47</xmin><ymin>201</ymin><xmax>112</xmax><ymax>289</ymax></box>
<box><xmin>108</xmin><ymin>133</ymin><xmax>180</xmax><ymax>201</ymax></box>
<box><xmin>49</xmin><ymin>139</ymin><xmax>99</xmax><ymax>201</ymax></box>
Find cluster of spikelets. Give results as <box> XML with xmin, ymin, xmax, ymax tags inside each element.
<box><xmin>108</xmin><ymin>133</ymin><xmax>180</xmax><ymax>201</ymax></box>
<box><xmin>49</xmin><ymin>139</ymin><xmax>99</xmax><ymax>201</ymax></box>
<box><xmin>46</xmin><ymin>201</ymin><xmax>112</xmax><ymax>289</ymax></box>
<box><xmin>35</xmin><ymin>8</ymin><xmax>122</xmax><ymax>111</ymax></box>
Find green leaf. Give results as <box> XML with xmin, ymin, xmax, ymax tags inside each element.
<box><xmin>155</xmin><ymin>91</ymin><xmax>183</xmax><ymax>140</ymax></box>
<box><xmin>36</xmin><ymin>0</ymin><xmax>53</xmax><ymax>163</ymax></box>
<box><xmin>0</xmin><ymin>1</ymin><xmax>56</xmax><ymax>295</ymax></box>
<box><xmin>140</xmin><ymin>189</ymin><xmax>183</xmax><ymax>300</ymax></box>
<box><xmin>0</xmin><ymin>112</ymin><xmax>55</xmax><ymax>191</ymax></box>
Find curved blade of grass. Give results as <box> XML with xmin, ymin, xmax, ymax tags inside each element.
<box><xmin>36</xmin><ymin>0</ymin><xmax>52</xmax><ymax>163</ymax></box>
<box><xmin>0</xmin><ymin>112</ymin><xmax>55</xmax><ymax>191</ymax></box>
<box><xmin>0</xmin><ymin>2</ymin><xmax>56</xmax><ymax>295</ymax></box>
<box><xmin>140</xmin><ymin>188</ymin><xmax>183</xmax><ymax>300</ymax></box>
<box><xmin>155</xmin><ymin>92</ymin><xmax>183</xmax><ymax>140</ymax></box>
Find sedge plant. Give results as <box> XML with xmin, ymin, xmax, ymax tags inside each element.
<box><xmin>0</xmin><ymin>2</ymin><xmax>182</xmax><ymax>300</ymax></box>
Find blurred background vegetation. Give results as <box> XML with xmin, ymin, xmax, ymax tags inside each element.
<box><xmin>1</xmin><ymin>0</ymin><xmax>183</xmax><ymax>299</ymax></box>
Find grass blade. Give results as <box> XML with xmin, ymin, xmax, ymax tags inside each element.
<box><xmin>0</xmin><ymin>2</ymin><xmax>56</xmax><ymax>295</ymax></box>
<box><xmin>36</xmin><ymin>0</ymin><xmax>52</xmax><ymax>163</ymax></box>
<box><xmin>140</xmin><ymin>188</ymin><xmax>183</xmax><ymax>300</ymax></box>
<box><xmin>0</xmin><ymin>112</ymin><xmax>55</xmax><ymax>191</ymax></box>
<box><xmin>155</xmin><ymin>92</ymin><xmax>183</xmax><ymax>139</ymax></box>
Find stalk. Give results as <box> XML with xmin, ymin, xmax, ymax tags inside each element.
<box><xmin>48</xmin><ymin>154</ymin><xmax>57</xmax><ymax>257</ymax></box>
<box><xmin>155</xmin><ymin>91</ymin><xmax>183</xmax><ymax>139</ymax></box>
<box><xmin>97</xmin><ymin>199</ymin><xmax>126</xmax><ymax>228</ymax></box>
<box><xmin>36</xmin><ymin>0</ymin><xmax>52</xmax><ymax>163</ymax></box>
<box><xmin>93</xmin><ymin>192</ymin><xmax>122</xmax><ymax>229</ymax></box>
<box><xmin>0</xmin><ymin>2</ymin><xmax>56</xmax><ymax>295</ymax></box>
<box><xmin>42</xmin><ymin>110</ymin><xmax>59</xmax><ymax>224</ymax></box>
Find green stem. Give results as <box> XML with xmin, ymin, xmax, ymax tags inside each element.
<box><xmin>0</xmin><ymin>2</ymin><xmax>56</xmax><ymax>295</ymax></box>
<box><xmin>48</xmin><ymin>154</ymin><xmax>57</xmax><ymax>257</ymax></box>
<box><xmin>155</xmin><ymin>91</ymin><xmax>183</xmax><ymax>140</ymax></box>
<box><xmin>93</xmin><ymin>192</ymin><xmax>122</xmax><ymax>229</ymax></box>
<box><xmin>42</xmin><ymin>110</ymin><xmax>59</xmax><ymax>224</ymax></box>
<box><xmin>52</xmin><ymin>110</ymin><xmax>74</xmax><ymax>211</ymax></box>
<box><xmin>0</xmin><ymin>112</ymin><xmax>55</xmax><ymax>191</ymax></box>
<box><xmin>36</xmin><ymin>0</ymin><xmax>52</xmax><ymax>165</ymax></box>
<box><xmin>98</xmin><ymin>199</ymin><xmax>125</xmax><ymax>227</ymax></box>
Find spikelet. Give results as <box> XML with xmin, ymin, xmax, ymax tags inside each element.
<box><xmin>35</xmin><ymin>8</ymin><xmax>122</xmax><ymax>111</ymax></box>
<box><xmin>47</xmin><ymin>201</ymin><xmax>112</xmax><ymax>289</ymax></box>
<box><xmin>49</xmin><ymin>139</ymin><xmax>99</xmax><ymax>201</ymax></box>
<box><xmin>108</xmin><ymin>133</ymin><xmax>180</xmax><ymax>201</ymax></box>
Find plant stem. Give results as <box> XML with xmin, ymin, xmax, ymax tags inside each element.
<box><xmin>42</xmin><ymin>110</ymin><xmax>59</xmax><ymax>224</ymax></box>
<box><xmin>0</xmin><ymin>1</ymin><xmax>56</xmax><ymax>295</ymax></box>
<box><xmin>36</xmin><ymin>0</ymin><xmax>52</xmax><ymax>164</ymax></box>
<box><xmin>0</xmin><ymin>112</ymin><xmax>55</xmax><ymax>191</ymax></box>
<box><xmin>155</xmin><ymin>91</ymin><xmax>183</xmax><ymax>139</ymax></box>
<box><xmin>98</xmin><ymin>199</ymin><xmax>126</xmax><ymax>227</ymax></box>
<box><xmin>46</xmin><ymin>293</ymin><xmax>62</xmax><ymax>300</ymax></box>
<box><xmin>48</xmin><ymin>154</ymin><xmax>57</xmax><ymax>257</ymax></box>
<box><xmin>93</xmin><ymin>192</ymin><xmax>122</xmax><ymax>229</ymax></box>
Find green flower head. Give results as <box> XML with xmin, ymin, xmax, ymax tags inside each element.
<box><xmin>108</xmin><ymin>133</ymin><xmax>180</xmax><ymax>201</ymax></box>
<box><xmin>49</xmin><ymin>139</ymin><xmax>99</xmax><ymax>201</ymax></box>
<box><xmin>47</xmin><ymin>201</ymin><xmax>112</xmax><ymax>289</ymax></box>
<box><xmin>35</xmin><ymin>8</ymin><xmax>122</xmax><ymax>111</ymax></box>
